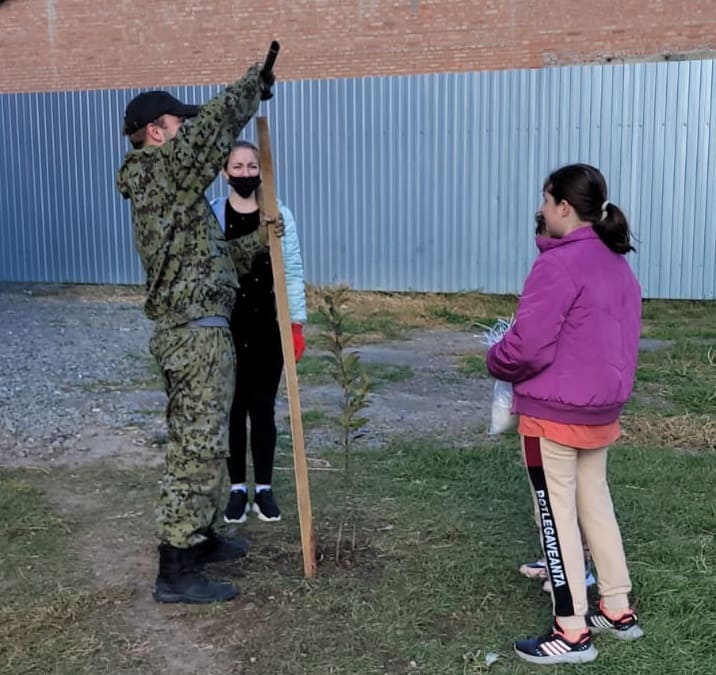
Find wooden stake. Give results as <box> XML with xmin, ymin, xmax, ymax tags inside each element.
<box><xmin>256</xmin><ymin>116</ymin><xmax>317</xmax><ymax>578</ymax></box>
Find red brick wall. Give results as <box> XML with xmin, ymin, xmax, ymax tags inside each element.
<box><xmin>2</xmin><ymin>0</ymin><xmax>715</xmax><ymax>93</ymax></box>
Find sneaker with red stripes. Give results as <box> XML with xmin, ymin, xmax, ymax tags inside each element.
<box><xmin>514</xmin><ymin>622</ymin><xmax>598</xmax><ymax>665</ymax></box>
<box><xmin>587</xmin><ymin>601</ymin><xmax>644</xmax><ymax>640</ymax></box>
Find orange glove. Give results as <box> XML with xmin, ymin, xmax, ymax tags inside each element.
<box><xmin>291</xmin><ymin>322</ymin><xmax>306</xmax><ymax>362</ymax></box>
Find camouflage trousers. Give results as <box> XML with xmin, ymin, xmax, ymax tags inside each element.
<box><xmin>149</xmin><ymin>325</ymin><xmax>236</xmax><ymax>548</ymax></box>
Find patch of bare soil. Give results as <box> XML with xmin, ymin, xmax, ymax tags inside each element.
<box><xmin>295</xmin><ymin>328</ymin><xmax>493</xmax><ymax>451</ymax></box>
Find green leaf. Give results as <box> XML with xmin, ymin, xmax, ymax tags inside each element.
<box><xmin>349</xmin><ymin>417</ymin><xmax>369</xmax><ymax>429</ymax></box>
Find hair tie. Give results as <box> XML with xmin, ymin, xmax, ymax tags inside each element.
<box><xmin>600</xmin><ymin>200</ymin><xmax>611</xmax><ymax>222</ymax></box>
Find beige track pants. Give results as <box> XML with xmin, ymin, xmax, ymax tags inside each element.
<box><xmin>521</xmin><ymin>435</ymin><xmax>632</xmax><ymax>630</ymax></box>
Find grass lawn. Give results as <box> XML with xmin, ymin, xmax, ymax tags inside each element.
<box><xmin>0</xmin><ymin>291</ymin><xmax>714</xmax><ymax>674</ymax></box>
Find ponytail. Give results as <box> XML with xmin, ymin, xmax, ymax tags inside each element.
<box><xmin>593</xmin><ymin>202</ymin><xmax>635</xmax><ymax>254</ymax></box>
<box><xmin>544</xmin><ymin>163</ymin><xmax>636</xmax><ymax>255</ymax></box>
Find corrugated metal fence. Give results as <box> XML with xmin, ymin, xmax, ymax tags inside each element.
<box><xmin>1</xmin><ymin>60</ymin><xmax>715</xmax><ymax>298</ymax></box>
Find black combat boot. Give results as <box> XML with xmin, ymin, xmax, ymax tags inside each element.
<box><xmin>194</xmin><ymin>529</ymin><xmax>250</xmax><ymax>564</ymax></box>
<box><xmin>153</xmin><ymin>544</ymin><xmax>238</xmax><ymax>604</ymax></box>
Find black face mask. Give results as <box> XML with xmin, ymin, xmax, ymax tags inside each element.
<box><xmin>228</xmin><ymin>175</ymin><xmax>261</xmax><ymax>198</ymax></box>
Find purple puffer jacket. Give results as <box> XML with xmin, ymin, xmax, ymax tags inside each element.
<box><xmin>486</xmin><ymin>227</ymin><xmax>641</xmax><ymax>425</ymax></box>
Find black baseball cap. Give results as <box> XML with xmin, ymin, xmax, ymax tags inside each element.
<box><xmin>123</xmin><ymin>91</ymin><xmax>200</xmax><ymax>134</ymax></box>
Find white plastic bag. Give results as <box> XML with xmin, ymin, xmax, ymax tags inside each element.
<box><xmin>488</xmin><ymin>378</ymin><xmax>517</xmax><ymax>435</ymax></box>
<box><xmin>478</xmin><ymin>317</ymin><xmax>518</xmax><ymax>435</ymax></box>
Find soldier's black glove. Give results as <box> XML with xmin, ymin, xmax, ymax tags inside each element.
<box><xmin>260</xmin><ymin>71</ymin><xmax>275</xmax><ymax>101</ymax></box>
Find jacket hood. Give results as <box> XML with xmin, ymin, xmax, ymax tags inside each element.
<box><xmin>536</xmin><ymin>225</ymin><xmax>599</xmax><ymax>253</ymax></box>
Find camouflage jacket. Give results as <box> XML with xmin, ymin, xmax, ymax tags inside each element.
<box><xmin>116</xmin><ymin>65</ymin><xmax>268</xmax><ymax>329</ymax></box>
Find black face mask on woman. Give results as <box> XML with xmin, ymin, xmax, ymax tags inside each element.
<box><xmin>228</xmin><ymin>175</ymin><xmax>261</xmax><ymax>198</ymax></box>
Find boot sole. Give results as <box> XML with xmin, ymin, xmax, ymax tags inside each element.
<box><xmin>153</xmin><ymin>588</ymin><xmax>238</xmax><ymax>604</ymax></box>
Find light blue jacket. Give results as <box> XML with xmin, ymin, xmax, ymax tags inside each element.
<box><xmin>211</xmin><ymin>196</ymin><xmax>307</xmax><ymax>324</ymax></box>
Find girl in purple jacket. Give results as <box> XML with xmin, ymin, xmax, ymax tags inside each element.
<box><xmin>487</xmin><ymin>164</ymin><xmax>643</xmax><ymax>665</ymax></box>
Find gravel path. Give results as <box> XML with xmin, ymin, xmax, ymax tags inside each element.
<box><xmin>1</xmin><ymin>284</ymin><xmax>675</xmax><ymax>470</ymax></box>
<box><xmin>0</xmin><ymin>284</ymin><xmax>494</xmax><ymax>469</ymax></box>
<box><xmin>0</xmin><ymin>285</ymin><xmax>166</xmax><ymax>465</ymax></box>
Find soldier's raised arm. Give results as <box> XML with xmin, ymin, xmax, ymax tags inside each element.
<box><xmin>164</xmin><ymin>64</ymin><xmax>274</xmax><ymax>196</ymax></box>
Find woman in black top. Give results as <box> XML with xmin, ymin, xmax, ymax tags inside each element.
<box><xmin>211</xmin><ymin>141</ymin><xmax>307</xmax><ymax>524</ymax></box>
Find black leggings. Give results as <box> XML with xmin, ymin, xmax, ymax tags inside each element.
<box><xmin>226</xmin><ymin>323</ymin><xmax>284</xmax><ymax>485</ymax></box>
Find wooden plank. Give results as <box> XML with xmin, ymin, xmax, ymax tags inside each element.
<box><xmin>255</xmin><ymin>116</ymin><xmax>317</xmax><ymax>578</ymax></box>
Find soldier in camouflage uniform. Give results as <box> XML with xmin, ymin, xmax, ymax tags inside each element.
<box><xmin>116</xmin><ymin>62</ymin><xmax>276</xmax><ymax>604</ymax></box>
